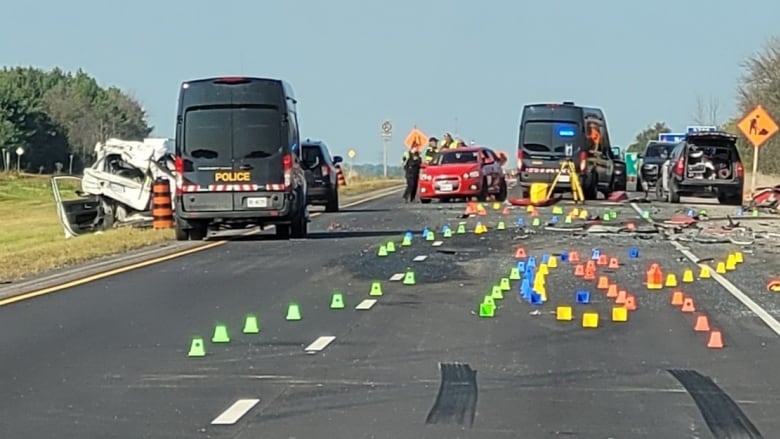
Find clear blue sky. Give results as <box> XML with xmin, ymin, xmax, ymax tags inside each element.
<box><xmin>2</xmin><ymin>0</ymin><xmax>778</xmax><ymax>164</ymax></box>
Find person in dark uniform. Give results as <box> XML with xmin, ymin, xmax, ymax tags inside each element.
<box><xmin>402</xmin><ymin>143</ymin><xmax>423</xmax><ymax>202</ymax></box>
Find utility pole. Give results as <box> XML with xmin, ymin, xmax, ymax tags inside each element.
<box><xmin>381</xmin><ymin>120</ymin><xmax>392</xmax><ymax>178</ymax></box>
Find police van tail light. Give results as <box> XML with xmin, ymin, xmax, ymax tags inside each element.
<box><xmin>578</xmin><ymin>151</ymin><xmax>588</xmax><ymax>173</ymax></box>
<box><xmin>674</xmin><ymin>157</ymin><xmax>685</xmax><ymax>176</ymax></box>
<box><xmin>735</xmin><ymin>161</ymin><xmax>744</xmax><ymax>178</ymax></box>
<box><xmin>321</xmin><ymin>165</ymin><xmax>330</xmax><ymax>177</ymax></box>
<box><xmin>516</xmin><ymin>149</ymin><xmax>524</xmax><ymax>172</ymax></box>
<box><xmin>283</xmin><ymin>154</ymin><xmax>293</xmax><ymax>189</ymax></box>
<box><xmin>174</xmin><ymin>156</ymin><xmax>184</xmax><ymax>174</ymax></box>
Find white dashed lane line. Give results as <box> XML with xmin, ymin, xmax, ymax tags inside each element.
<box><xmin>211</xmin><ymin>399</ymin><xmax>260</xmax><ymax>425</ymax></box>
<box><xmin>356</xmin><ymin>299</ymin><xmax>377</xmax><ymax>310</ymax></box>
<box><xmin>304</xmin><ymin>336</ymin><xmax>336</xmax><ymax>354</ymax></box>
<box><xmin>629</xmin><ymin>202</ymin><xmax>780</xmax><ymax>337</ymax></box>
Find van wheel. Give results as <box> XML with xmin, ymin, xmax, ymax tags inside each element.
<box><xmin>495</xmin><ymin>179</ymin><xmax>508</xmax><ymax>202</ymax></box>
<box><xmin>325</xmin><ymin>188</ymin><xmax>339</xmax><ymax>212</ymax></box>
<box><xmin>291</xmin><ymin>212</ymin><xmax>307</xmax><ymax>238</ymax></box>
<box><xmin>174</xmin><ymin>220</ymin><xmax>189</xmax><ymax>241</ymax></box>
<box><xmin>718</xmin><ymin>192</ymin><xmax>743</xmax><ymax>206</ymax></box>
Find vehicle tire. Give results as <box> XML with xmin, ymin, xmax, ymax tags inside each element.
<box><xmin>655</xmin><ymin>179</ymin><xmax>665</xmax><ymax>201</ymax></box>
<box><xmin>495</xmin><ymin>179</ymin><xmax>508</xmax><ymax>202</ymax></box>
<box><xmin>636</xmin><ymin>176</ymin><xmax>644</xmax><ymax>192</ymax></box>
<box><xmin>290</xmin><ymin>197</ymin><xmax>308</xmax><ymax>239</ymax></box>
<box><xmin>275</xmin><ymin>223</ymin><xmax>291</xmax><ymax>239</ymax></box>
<box><xmin>325</xmin><ymin>187</ymin><xmax>339</xmax><ymax>212</ymax></box>
<box><xmin>174</xmin><ymin>220</ymin><xmax>189</xmax><ymax>241</ymax></box>
<box><xmin>477</xmin><ymin>178</ymin><xmax>490</xmax><ymax>201</ymax></box>
<box><xmin>615</xmin><ymin>176</ymin><xmax>626</xmax><ymax>192</ymax></box>
<box><xmin>668</xmin><ymin>179</ymin><xmax>680</xmax><ymax>204</ymax></box>
<box><xmin>420</xmin><ymin>198</ymin><xmax>432</xmax><ymax>204</ymax></box>
<box><xmin>584</xmin><ymin>172</ymin><xmax>599</xmax><ymax>200</ymax></box>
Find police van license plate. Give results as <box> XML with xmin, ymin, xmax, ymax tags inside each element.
<box><xmin>247</xmin><ymin>197</ymin><xmax>267</xmax><ymax>208</ymax></box>
<box><xmin>439</xmin><ymin>183</ymin><xmax>453</xmax><ymax>192</ymax></box>
<box><xmin>559</xmin><ymin>174</ymin><xmax>570</xmax><ymax>183</ymax></box>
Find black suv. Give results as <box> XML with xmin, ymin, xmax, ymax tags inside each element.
<box><xmin>301</xmin><ymin>140</ymin><xmax>342</xmax><ymax>212</ymax></box>
<box><xmin>637</xmin><ymin>141</ymin><xmax>676</xmax><ymax>192</ymax></box>
<box><xmin>656</xmin><ymin>132</ymin><xmax>744</xmax><ymax>205</ymax></box>
<box><xmin>173</xmin><ymin>77</ymin><xmax>308</xmax><ymax>240</ymax></box>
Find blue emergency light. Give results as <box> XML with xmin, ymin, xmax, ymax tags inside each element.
<box><xmin>557</xmin><ymin>128</ymin><xmax>575</xmax><ymax>137</ymax></box>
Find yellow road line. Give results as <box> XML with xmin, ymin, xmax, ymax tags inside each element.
<box><xmin>0</xmin><ymin>186</ymin><xmax>401</xmax><ymax>307</ymax></box>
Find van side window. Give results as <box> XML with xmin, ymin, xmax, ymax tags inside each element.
<box><xmin>288</xmin><ymin>110</ymin><xmax>300</xmax><ymax>155</ymax></box>
<box><xmin>586</xmin><ymin>121</ymin><xmax>603</xmax><ymax>154</ymax></box>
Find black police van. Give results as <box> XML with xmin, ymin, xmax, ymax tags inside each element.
<box><xmin>173</xmin><ymin>76</ymin><xmax>308</xmax><ymax>240</ymax></box>
<box><xmin>516</xmin><ymin>101</ymin><xmax>618</xmax><ymax>199</ymax></box>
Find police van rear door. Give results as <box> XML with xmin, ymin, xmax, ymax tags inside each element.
<box><xmin>180</xmin><ymin>105</ymin><xmax>237</xmax><ymax>212</ymax></box>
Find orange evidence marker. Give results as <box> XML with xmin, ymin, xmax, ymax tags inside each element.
<box><xmin>670</xmin><ymin>291</ymin><xmax>684</xmax><ymax>306</ymax></box>
<box><xmin>584</xmin><ymin>268</ymin><xmax>596</xmax><ymax>280</ymax></box>
<box><xmin>681</xmin><ymin>297</ymin><xmax>696</xmax><ymax>313</ymax></box>
<box><xmin>694</xmin><ymin>315</ymin><xmax>711</xmax><ymax>332</ymax></box>
<box><xmin>597</xmin><ymin>276</ymin><xmax>610</xmax><ymax>289</ymax></box>
<box><xmin>514</xmin><ymin>247</ymin><xmax>527</xmax><ymax>258</ymax></box>
<box><xmin>574</xmin><ymin>264</ymin><xmax>585</xmax><ymax>276</ymax></box>
<box><xmin>606</xmin><ymin>284</ymin><xmax>619</xmax><ymax>298</ymax></box>
<box><xmin>646</xmin><ymin>265</ymin><xmax>663</xmax><ymax>290</ymax></box>
<box><xmin>597</xmin><ymin>254</ymin><xmax>608</xmax><ymax>266</ymax></box>
<box><xmin>624</xmin><ymin>294</ymin><xmax>637</xmax><ymax>311</ymax></box>
<box><xmin>586</xmin><ymin>260</ymin><xmax>597</xmax><ymax>272</ymax></box>
<box><xmin>615</xmin><ymin>289</ymin><xmax>627</xmax><ymax>304</ymax></box>
<box><xmin>569</xmin><ymin>251</ymin><xmax>580</xmax><ymax>263</ymax></box>
<box><xmin>608</xmin><ymin>257</ymin><xmax>620</xmax><ymax>269</ymax></box>
<box><xmin>707</xmin><ymin>330</ymin><xmax>724</xmax><ymax>349</ymax></box>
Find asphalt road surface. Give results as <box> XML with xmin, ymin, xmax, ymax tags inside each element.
<box><xmin>2</xmin><ymin>188</ymin><xmax>780</xmax><ymax>439</ymax></box>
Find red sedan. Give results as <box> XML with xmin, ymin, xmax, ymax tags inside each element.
<box><xmin>418</xmin><ymin>146</ymin><xmax>508</xmax><ymax>203</ymax></box>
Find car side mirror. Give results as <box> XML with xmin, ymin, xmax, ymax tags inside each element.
<box><xmin>333</xmin><ymin>155</ymin><xmax>343</xmax><ymax>164</ymax></box>
<box><xmin>637</xmin><ymin>153</ymin><xmax>644</xmax><ymax>159</ymax></box>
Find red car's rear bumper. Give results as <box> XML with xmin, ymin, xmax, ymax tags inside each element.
<box><xmin>418</xmin><ymin>177</ymin><xmax>482</xmax><ymax>199</ymax></box>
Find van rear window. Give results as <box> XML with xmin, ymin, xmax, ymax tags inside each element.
<box><xmin>183</xmin><ymin>107</ymin><xmax>282</xmax><ymax>159</ymax></box>
<box><xmin>521</xmin><ymin>121</ymin><xmax>580</xmax><ymax>154</ymax></box>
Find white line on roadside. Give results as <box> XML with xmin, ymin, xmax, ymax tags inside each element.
<box><xmin>389</xmin><ymin>273</ymin><xmax>405</xmax><ymax>281</ymax></box>
<box><xmin>432</xmin><ymin>241</ymin><xmax>443</xmax><ymax>247</ymax></box>
<box><xmin>211</xmin><ymin>399</ymin><xmax>260</xmax><ymax>425</ymax></box>
<box><xmin>356</xmin><ymin>299</ymin><xmax>377</xmax><ymax>310</ymax></box>
<box><xmin>413</xmin><ymin>255</ymin><xmax>428</xmax><ymax>262</ymax></box>
<box><xmin>304</xmin><ymin>336</ymin><xmax>336</xmax><ymax>353</ymax></box>
<box><xmin>629</xmin><ymin>202</ymin><xmax>780</xmax><ymax>337</ymax></box>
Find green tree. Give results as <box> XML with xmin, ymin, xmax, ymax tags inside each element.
<box><xmin>733</xmin><ymin>36</ymin><xmax>780</xmax><ymax>174</ymax></box>
<box><xmin>625</xmin><ymin>122</ymin><xmax>672</xmax><ymax>153</ymax></box>
<box><xmin>0</xmin><ymin>66</ymin><xmax>152</xmax><ymax>173</ymax></box>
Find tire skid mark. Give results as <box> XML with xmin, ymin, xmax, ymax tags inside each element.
<box><xmin>668</xmin><ymin>369</ymin><xmax>763</xmax><ymax>439</ymax></box>
<box><xmin>425</xmin><ymin>362</ymin><xmax>478</xmax><ymax>428</ymax></box>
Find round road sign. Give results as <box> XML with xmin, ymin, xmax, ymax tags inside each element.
<box><xmin>347</xmin><ymin>149</ymin><xmax>357</xmax><ymax>159</ymax></box>
<box><xmin>381</xmin><ymin>121</ymin><xmax>392</xmax><ymax>134</ymax></box>
<box><xmin>15</xmin><ymin>147</ymin><xmax>24</xmax><ymax>156</ymax></box>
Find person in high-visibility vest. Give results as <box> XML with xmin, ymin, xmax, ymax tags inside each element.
<box><xmin>439</xmin><ymin>133</ymin><xmax>456</xmax><ymax>150</ymax></box>
<box><xmin>424</xmin><ymin>136</ymin><xmax>440</xmax><ymax>163</ymax></box>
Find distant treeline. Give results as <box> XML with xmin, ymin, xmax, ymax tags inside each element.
<box><xmin>0</xmin><ymin>67</ymin><xmax>152</xmax><ymax>173</ymax></box>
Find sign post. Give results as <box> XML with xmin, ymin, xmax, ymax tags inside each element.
<box><xmin>737</xmin><ymin>104</ymin><xmax>779</xmax><ymax>193</ymax></box>
<box><xmin>346</xmin><ymin>148</ymin><xmax>357</xmax><ymax>180</ymax></box>
<box><xmin>15</xmin><ymin>146</ymin><xmax>24</xmax><ymax>174</ymax></box>
<box><xmin>381</xmin><ymin>120</ymin><xmax>392</xmax><ymax>178</ymax></box>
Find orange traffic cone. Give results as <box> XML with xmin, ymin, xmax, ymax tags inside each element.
<box><xmin>681</xmin><ymin>297</ymin><xmax>696</xmax><ymax>313</ymax></box>
<box><xmin>707</xmin><ymin>330</ymin><xmax>724</xmax><ymax>348</ymax></box>
<box><xmin>625</xmin><ymin>294</ymin><xmax>637</xmax><ymax>311</ymax></box>
<box><xmin>694</xmin><ymin>315</ymin><xmax>710</xmax><ymax>332</ymax></box>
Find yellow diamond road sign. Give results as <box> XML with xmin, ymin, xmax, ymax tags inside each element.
<box><xmin>738</xmin><ymin>104</ymin><xmax>779</xmax><ymax>148</ymax></box>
